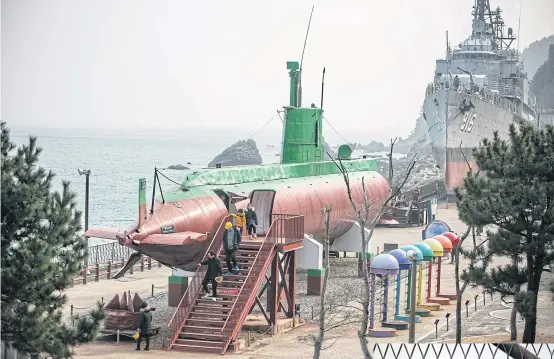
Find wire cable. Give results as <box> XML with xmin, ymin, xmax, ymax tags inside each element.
<box><xmin>156</xmin><ymin>170</ymin><xmax>182</xmax><ymax>186</ymax></box>
<box><xmin>322</xmin><ymin>116</ymin><xmax>351</xmax><ymax>145</ymax></box>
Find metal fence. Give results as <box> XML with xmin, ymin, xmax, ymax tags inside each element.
<box><xmin>86</xmin><ymin>242</ymin><xmax>135</xmax><ymax>265</ymax></box>
<box><xmin>372</xmin><ymin>343</ymin><xmax>554</xmax><ymax>359</ymax></box>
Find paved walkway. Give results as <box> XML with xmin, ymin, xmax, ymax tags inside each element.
<box><xmin>420</xmin><ymin>272</ymin><xmax>554</xmax><ymax>344</ymax></box>
<box><xmin>72</xmin><ymin>204</ymin><xmax>554</xmax><ymax>358</ymax></box>
<box><xmin>64</xmin><ymin>266</ymin><xmax>171</xmax><ymax>319</ymax></box>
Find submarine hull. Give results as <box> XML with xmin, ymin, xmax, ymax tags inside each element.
<box><xmin>86</xmin><ymin>169</ymin><xmax>389</xmax><ymax>271</ymax></box>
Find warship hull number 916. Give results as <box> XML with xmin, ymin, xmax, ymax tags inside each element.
<box><xmin>461</xmin><ymin>112</ymin><xmax>476</xmax><ymax>132</ymax></box>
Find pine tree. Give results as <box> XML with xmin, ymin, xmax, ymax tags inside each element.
<box><xmin>1</xmin><ymin>122</ymin><xmax>105</xmax><ymax>358</ymax></box>
<box><xmin>456</xmin><ymin>122</ymin><xmax>554</xmax><ymax>343</ymax></box>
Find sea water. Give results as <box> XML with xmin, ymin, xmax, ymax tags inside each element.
<box><xmin>11</xmin><ymin>128</ymin><xmax>395</xmax><ymax>246</ymax></box>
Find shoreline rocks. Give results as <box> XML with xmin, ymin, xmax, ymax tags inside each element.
<box><xmin>208</xmin><ymin>139</ymin><xmax>263</xmax><ymax>167</ymax></box>
<box><xmin>167</xmin><ymin>164</ymin><xmax>189</xmax><ymax>170</ymax></box>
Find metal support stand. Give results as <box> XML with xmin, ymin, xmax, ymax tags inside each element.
<box><xmin>408</xmin><ymin>259</ymin><xmax>418</xmax><ymax>343</ymax></box>
<box><xmin>251</xmin><ymin>250</ymin><xmax>298</xmax><ymax>329</ymax></box>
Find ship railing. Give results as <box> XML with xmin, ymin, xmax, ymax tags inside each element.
<box><xmin>219</xmin><ymin>215</ymin><xmax>304</xmax><ymax>353</ymax></box>
<box><xmin>427</xmin><ymin>80</ymin><xmax>519</xmax><ymax>114</ymax></box>
<box><xmin>165</xmin><ymin>214</ymin><xmax>233</xmax><ymax>350</ymax></box>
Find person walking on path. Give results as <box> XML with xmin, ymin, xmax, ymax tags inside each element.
<box><xmin>223</xmin><ymin>222</ymin><xmax>239</xmax><ymax>275</ymax></box>
<box><xmin>245</xmin><ymin>204</ymin><xmax>258</xmax><ymax>239</ymax></box>
<box><xmin>233</xmin><ymin>209</ymin><xmax>247</xmax><ymax>236</ymax></box>
<box><xmin>199</xmin><ymin>250</ymin><xmax>222</xmax><ymax>300</ymax></box>
<box><xmin>136</xmin><ymin>302</ymin><xmax>152</xmax><ymax>351</ymax></box>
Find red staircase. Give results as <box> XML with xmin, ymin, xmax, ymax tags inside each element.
<box><xmin>166</xmin><ymin>215</ymin><xmax>304</xmax><ymax>354</ymax></box>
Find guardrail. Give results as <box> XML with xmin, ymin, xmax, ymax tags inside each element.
<box><xmin>402</xmin><ymin>180</ymin><xmax>445</xmax><ymax>202</ymax></box>
<box><xmin>72</xmin><ymin>256</ymin><xmax>162</xmax><ymax>285</ymax></box>
<box><xmin>220</xmin><ymin>215</ymin><xmax>305</xmax><ymax>353</ymax></box>
<box><xmin>85</xmin><ymin>242</ymin><xmax>134</xmax><ymax>266</ymax></box>
<box><xmin>166</xmin><ymin>214</ymin><xmax>233</xmax><ymax>350</ymax></box>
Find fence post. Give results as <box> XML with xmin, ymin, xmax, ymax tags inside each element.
<box><xmin>107</xmin><ymin>261</ymin><xmax>112</xmax><ymax>280</ymax></box>
<box><xmin>71</xmin><ymin>305</ymin><xmax>74</xmax><ymax>326</ymax></box>
<box><xmin>148</xmin><ymin>257</ymin><xmax>152</xmax><ymax>270</ymax></box>
<box><xmin>95</xmin><ymin>263</ymin><xmax>100</xmax><ymax>282</ymax></box>
<box><xmin>83</xmin><ymin>266</ymin><xmax>87</xmax><ymax>285</ymax></box>
<box><xmin>151</xmin><ymin>284</ymin><xmax>154</xmax><ymax>297</ymax></box>
<box><xmin>140</xmin><ymin>256</ymin><xmax>145</xmax><ymax>272</ymax></box>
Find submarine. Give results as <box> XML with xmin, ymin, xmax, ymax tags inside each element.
<box><xmin>85</xmin><ymin>61</ymin><xmax>390</xmax><ymax>275</ymax></box>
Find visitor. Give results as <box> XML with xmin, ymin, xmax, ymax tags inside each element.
<box><xmin>233</xmin><ymin>221</ymin><xmax>242</xmax><ymax>248</ymax></box>
<box><xmin>136</xmin><ymin>302</ymin><xmax>152</xmax><ymax>351</ymax></box>
<box><xmin>453</xmin><ymin>75</ymin><xmax>460</xmax><ymax>91</ymax></box>
<box><xmin>223</xmin><ymin>222</ymin><xmax>239</xmax><ymax>275</ymax></box>
<box><xmin>245</xmin><ymin>203</ymin><xmax>258</xmax><ymax>239</ymax></box>
<box><xmin>234</xmin><ymin>208</ymin><xmax>246</xmax><ymax>236</ymax></box>
<box><xmin>199</xmin><ymin>250</ymin><xmax>222</xmax><ymax>300</ymax></box>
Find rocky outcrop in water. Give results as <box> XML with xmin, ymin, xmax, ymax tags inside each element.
<box><xmin>167</xmin><ymin>164</ymin><xmax>189</xmax><ymax>170</ymax></box>
<box><xmin>324</xmin><ymin>139</ymin><xmax>336</xmax><ymax>160</ymax></box>
<box><xmin>208</xmin><ymin>139</ymin><xmax>263</xmax><ymax>167</ymax></box>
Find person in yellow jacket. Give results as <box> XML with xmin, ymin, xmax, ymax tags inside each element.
<box><xmin>233</xmin><ymin>209</ymin><xmax>247</xmax><ymax>236</ymax></box>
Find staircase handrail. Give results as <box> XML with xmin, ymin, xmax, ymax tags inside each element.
<box><xmin>219</xmin><ymin>215</ymin><xmax>304</xmax><ymax>352</ymax></box>
<box><xmin>166</xmin><ymin>214</ymin><xmax>233</xmax><ymax>349</ymax></box>
<box><xmin>270</xmin><ymin>214</ymin><xmax>304</xmax><ymax>245</ymax></box>
<box><xmin>219</xmin><ymin>221</ymin><xmax>278</xmax><ymax>350</ymax></box>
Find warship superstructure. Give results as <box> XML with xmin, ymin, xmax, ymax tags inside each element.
<box><xmin>423</xmin><ymin>0</ymin><xmax>537</xmax><ymax>198</ymax></box>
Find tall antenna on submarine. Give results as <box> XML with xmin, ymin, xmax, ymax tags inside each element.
<box><xmin>298</xmin><ymin>5</ymin><xmax>315</xmax><ymax>108</ymax></box>
<box><xmin>320</xmin><ymin>67</ymin><xmax>326</xmax><ymax>110</ymax></box>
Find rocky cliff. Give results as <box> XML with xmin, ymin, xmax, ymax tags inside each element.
<box><xmin>378</xmin><ymin>143</ymin><xmax>443</xmax><ymax>192</ymax></box>
<box><xmin>208</xmin><ymin>139</ymin><xmax>263</xmax><ymax>167</ymax></box>
<box><xmin>522</xmin><ymin>35</ymin><xmax>554</xmax><ymax>79</ymax></box>
<box><xmin>532</xmin><ymin>44</ymin><xmax>554</xmax><ymax>110</ymax></box>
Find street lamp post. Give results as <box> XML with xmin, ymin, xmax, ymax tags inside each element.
<box><xmin>407</xmin><ymin>250</ymin><xmax>418</xmax><ymax>343</ymax></box>
<box><xmin>78</xmin><ymin>168</ymin><xmax>91</xmax><ymax>266</ymax></box>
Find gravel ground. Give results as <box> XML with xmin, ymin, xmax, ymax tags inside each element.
<box><xmin>95</xmin><ymin>257</ymin><xmax>386</xmax><ymax>349</ymax></box>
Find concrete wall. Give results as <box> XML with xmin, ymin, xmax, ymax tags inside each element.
<box><xmin>297</xmin><ymin>235</ymin><xmax>322</xmax><ymax>270</ymax></box>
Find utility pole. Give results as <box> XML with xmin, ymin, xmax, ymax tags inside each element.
<box><xmin>78</xmin><ymin>168</ymin><xmax>91</xmax><ymax>266</ymax></box>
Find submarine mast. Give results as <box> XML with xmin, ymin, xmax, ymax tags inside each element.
<box><xmin>280</xmin><ymin>61</ymin><xmax>325</xmax><ymax>164</ymax></box>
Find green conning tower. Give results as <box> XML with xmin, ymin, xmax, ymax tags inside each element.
<box><xmin>280</xmin><ymin>61</ymin><xmax>324</xmax><ymax>164</ymax></box>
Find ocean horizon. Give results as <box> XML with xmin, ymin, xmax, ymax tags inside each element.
<box><xmin>10</xmin><ymin>126</ymin><xmax>399</xmax><ymax>246</ymax></box>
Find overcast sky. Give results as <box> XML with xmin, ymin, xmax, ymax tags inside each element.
<box><xmin>2</xmin><ymin>0</ymin><xmax>553</xmax><ymax>143</ymax></box>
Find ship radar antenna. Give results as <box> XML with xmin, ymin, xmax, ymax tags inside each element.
<box><xmin>516</xmin><ymin>0</ymin><xmax>522</xmax><ymax>52</ymax></box>
<box><xmin>298</xmin><ymin>5</ymin><xmax>315</xmax><ymax>108</ymax></box>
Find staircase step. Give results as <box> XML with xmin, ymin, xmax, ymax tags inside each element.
<box><xmin>238</xmin><ymin>243</ymin><xmax>263</xmax><ymax>249</ymax></box>
<box><xmin>184</xmin><ymin>325</ymin><xmax>224</xmax><ymax>333</ymax></box>
<box><xmin>172</xmin><ymin>343</ymin><xmax>222</xmax><ymax>354</ymax></box>
<box><xmin>185</xmin><ymin>318</ymin><xmax>225</xmax><ymax>327</ymax></box>
<box><xmin>174</xmin><ymin>338</ymin><xmax>225</xmax><ymax>348</ymax></box>
<box><xmin>217</xmin><ymin>254</ymin><xmax>256</xmax><ymax>261</ymax></box>
<box><xmin>195</xmin><ymin>298</ymin><xmax>234</xmax><ymax>306</ymax></box>
<box><xmin>199</xmin><ymin>292</ymin><xmax>238</xmax><ymax>299</ymax></box>
<box><xmin>189</xmin><ymin>312</ymin><xmax>229</xmax><ymax>319</ymax></box>
<box><xmin>179</xmin><ymin>331</ymin><xmax>224</xmax><ymax>340</ymax></box>
<box><xmin>193</xmin><ymin>305</ymin><xmax>231</xmax><ymax>313</ymax></box>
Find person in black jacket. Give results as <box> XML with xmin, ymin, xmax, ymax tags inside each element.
<box><xmin>245</xmin><ymin>203</ymin><xmax>258</xmax><ymax>239</ymax></box>
<box><xmin>136</xmin><ymin>302</ymin><xmax>152</xmax><ymax>351</ymax></box>
<box><xmin>199</xmin><ymin>250</ymin><xmax>222</xmax><ymax>299</ymax></box>
<box><xmin>222</xmin><ymin>222</ymin><xmax>238</xmax><ymax>275</ymax></box>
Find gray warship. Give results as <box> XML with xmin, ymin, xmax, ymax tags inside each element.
<box><xmin>422</xmin><ymin>0</ymin><xmax>537</xmax><ymax>199</ymax></box>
